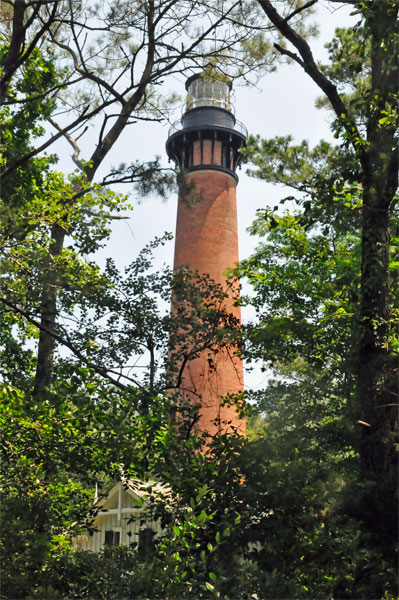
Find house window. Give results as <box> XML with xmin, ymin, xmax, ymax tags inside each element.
<box><xmin>104</xmin><ymin>529</ymin><xmax>121</xmax><ymax>545</ymax></box>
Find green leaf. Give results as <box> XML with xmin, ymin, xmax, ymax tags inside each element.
<box><xmin>173</xmin><ymin>525</ymin><xmax>181</xmax><ymax>537</ymax></box>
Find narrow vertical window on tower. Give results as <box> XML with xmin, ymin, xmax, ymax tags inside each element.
<box><xmin>166</xmin><ymin>74</ymin><xmax>248</xmax><ymax>439</ymax></box>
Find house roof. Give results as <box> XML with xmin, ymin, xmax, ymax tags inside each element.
<box><xmin>123</xmin><ymin>479</ymin><xmax>173</xmax><ymax>504</ymax></box>
<box><xmin>95</xmin><ymin>479</ymin><xmax>173</xmax><ymax>511</ymax></box>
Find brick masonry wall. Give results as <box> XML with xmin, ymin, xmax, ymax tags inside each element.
<box><xmin>172</xmin><ymin>169</ymin><xmax>245</xmax><ymax>438</ymax></box>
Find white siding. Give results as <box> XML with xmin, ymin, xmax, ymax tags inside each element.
<box><xmin>72</xmin><ymin>482</ymin><xmax>165</xmax><ymax>552</ymax></box>
<box><xmin>72</xmin><ymin>510</ymin><xmax>161</xmax><ymax>552</ymax></box>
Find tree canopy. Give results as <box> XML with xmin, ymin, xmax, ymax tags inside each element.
<box><xmin>1</xmin><ymin>1</ymin><xmax>397</xmax><ymax>598</ymax></box>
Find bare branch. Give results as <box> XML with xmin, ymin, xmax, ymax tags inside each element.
<box><xmin>285</xmin><ymin>0</ymin><xmax>318</xmax><ymax>23</ymax></box>
<box><xmin>1</xmin><ymin>99</ymin><xmax>118</xmax><ymax>178</ymax></box>
<box><xmin>0</xmin><ymin>296</ymin><xmax>128</xmax><ymax>392</ymax></box>
<box><xmin>258</xmin><ymin>0</ymin><xmax>366</xmax><ymax>166</ymax></box>
<box><xmin>1</xmin><ymin>75</ymin><xmax>85</xmax><ymax>106</ymax></box>
<box><xmin>48</xmin><ymin>116</ymin><xmax>84</xmax><ymax>169</ymax></box>
<box><xmin>83</xmin><ymin>1</ymin><xmax>158</xmax><ymax>180</ymax></box>
<box><xmin>274</xmin><ymin>43</ymin><xmax>305</xmax><ymax>68</ymax></box>
<box><xmin>85</xmin><ymin>210</ymin><xmax>129</xmax><ymax>220</ymax></box>
<box><xmin>50</xmin><ymin>37</ymin><xmax>127</xmax><ymax>106</ymax></box>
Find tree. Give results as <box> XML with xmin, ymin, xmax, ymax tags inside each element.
<box><xmin>253</xmin><ymin>0</ymin><xmax>398</xmax><ymax>494</ymax></box>
<box><xmin>1</xmin><ymin>5</ymin><xmax>260</xmax><ymax>594</ymax></box>
<box><xmin>1</xmin><ymin>0</ymin><xmax>269</xmax><ymax>398</ymax></box>
<box><xmin>237</xmin><ymin>2</ymin><xmax>398</xmax><ymax>595</ymax></box>
<box><xmin>1</xmin><ymin>226</ymin><xmax>248</xmax><ymax>598</ymax></box>
<box><xmin>1</xmin><ymin>1</ymin><xmax>397</xmax><ymax>597</ymax></box>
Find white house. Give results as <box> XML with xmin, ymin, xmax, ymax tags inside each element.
<box><xmin>72</xmin><ymin>479</ymin><xmax>170</xmax><ymax>552</ymax></box>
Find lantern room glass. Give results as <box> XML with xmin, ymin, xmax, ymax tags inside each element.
<box><xmin>186</xmin><ymin>78</ymin><xmax>232</xmax><ymax>112</ymax></box>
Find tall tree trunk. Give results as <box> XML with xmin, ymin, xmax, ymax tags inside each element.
<box><xmin>256</xmin><ymin>0</ymin><xmax>398</xmax><ymax>566</ymax></box>
<box><xmin>356</xmin><ymin>0</ymin><xmax>398</xmax><ymax>551</ymax></box>
<box><xmin>33</xmin><ymin>224</ymin><xmax>65</xmax><ymax>396</ymax></box>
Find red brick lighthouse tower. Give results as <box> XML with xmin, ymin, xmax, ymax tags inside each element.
<box><xmin>166</xmin><ymin>74</ymin><xmax>247</xmax><ymax>438</ymax></box>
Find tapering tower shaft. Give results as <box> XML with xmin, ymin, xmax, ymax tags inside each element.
<box><xmin>166</xmin><ymin>75</ymin><xmax>247</xmax><ymax>438</ymax></box>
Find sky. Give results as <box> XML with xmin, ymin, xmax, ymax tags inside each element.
<box><xmin>90</xmin><ymin>0</ymin><xmax>355</xmax><ymax>275</ymax></box>
<box><xmin>57</xmin><ymin>1</ymin><xmax>355</xmax><ymax>389</ymax></box>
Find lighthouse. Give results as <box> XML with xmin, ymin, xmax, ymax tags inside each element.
<box><xmin>166</xmin><ymin>74</ymin><xmax>247</xmax><ymax>438</ymax></box>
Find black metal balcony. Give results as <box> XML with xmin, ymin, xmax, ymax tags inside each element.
<box><xmin>165</xmin><ymin>74</ymin><xmax>247</xmax><ymax>179</ymax></box>
<box><xmin>168</xmin><ymin>113</ymin><xmax>248</xmax><ymax>139</ymax></box>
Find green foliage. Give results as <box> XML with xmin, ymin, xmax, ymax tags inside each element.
<box><xmin>242</xmin><ymin>134</ymin><xmax>362</xmax><ymax>234</ymax></box>
<box><xmin>1</xmin><ymin>3</ymin><xmax>398</xmax><ymax>599</ymax></box>
<box><xmin>238</xmin><ymin>201</ymin><xmax>361</xmax><ymax>394</ymax></box>
<box><xmin>238</xmin><ymin>6</ymin><xmax>398</xmax><ymax>596</ymax></box>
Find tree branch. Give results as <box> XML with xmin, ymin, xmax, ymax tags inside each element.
<box><xmin>1</xmin><ymin>75</ymin><xmax>85</xmax><ymax>106</ymax></box>
<box><xmin>258</xmin><ymin>0</ymin><xmax>366</xmax><ymax>166</ymax></box>
<box><xmin>1</xmin><ymin>296</ymin><xmax>128</xmax><ymax>392</ymax></box>
<box><xmin>47</xmin><ymin>116</ymin><xmax>84</xmax><ymax>169</ymax></box>
<box><xmin>0</xmin><ymin>0</ymin><xmax>28</xmax><ymax>102</ymax></box>
<box><xmin>0</xmin><ymin>1</ymin><xmax>60</xmax><ymax>103</ymax></box>
<box><xmin>284</xmin><ymin>0</ymin><xmax>318</xmax><ymax>23</ymax></box>
<box><xmin>274</xmin><ymin>43</ymin><xmax>305</xmax><ymax>68</ymax></box>
<box><xmin>0</xmin><ymin>98</ymin><xmax>118</xmax><ymax>178</ymax></box>
<box><xmin>83</xmin><ymin>0</ymin><xmax>158</xmax><ymax>180</ymax></box>
<box><xmin>51</xmin><ymin>37</ymin><xmax>127</xmax><ymax>106</ymax></box>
